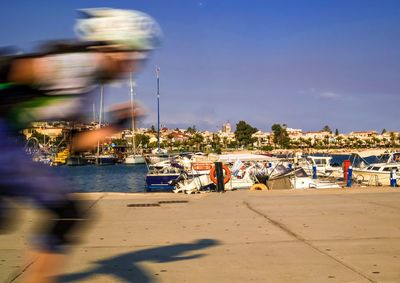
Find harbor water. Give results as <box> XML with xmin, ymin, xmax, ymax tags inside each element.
<box><xmin>51</xmin><ymin>164</ymin><xmax>148</xmax><ymax>193</ymax></box>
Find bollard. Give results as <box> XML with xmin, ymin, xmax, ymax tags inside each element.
<box><xmin>268</xmin><ymin>162</ymin><xmax>272</xmax><ymax>168</ymax></box>
<box><xmin>347</xmin><ymin>166</ymin><xmax>353</xmax><ymax>187</ymax></box>
<box><xmin>342</xmin><ymin>159</ymin><xmax>350</xmax><ymax>182</ymax></box>
<box><xmin>312</xmin><ymin>165</ymin><xmax>317</xmax><ymax>179</ymax></box>
<box><xmin>390</xmin><ymin>170</ymin><xmax>397</xmax><ymax>187</ymax></box>
<box><xmin>288</xmin><ymin>163</ymin><xmax>292</xmax><ymax>170</ymax></box>
<box><xmin>214</xmin><ymin>162</ymin><xmax>225</xmax><ymax>192</ymax></box>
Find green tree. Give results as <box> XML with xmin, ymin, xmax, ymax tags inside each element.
<box><xmin>322</xmin><ymin>125</ymin><xmax>332</xmax><ymax>133</ymax></box>
<box><xmin>335</xmin><ymin>129</ymin><xmax>339</xmax><ymax>136</ymax></box>
<box><xmin>228</xmin><ymin>140</ymin><xmax>238</xmax><ymax>149</ymax></box>
<box><xmin>381</xmin><ymin>129</ymin><xmax>387</xmax><ymax>134</ymax></box>
<box><xmin>186</xmin><ymin>125</ymin><xmax>197</xmax><ymax>134</ymax></box>
<box><xmin>135</xmin><ymin>134</ymin><xmax>150</xmax><ymax>148</ymax></box>
<box><xmin>222</xmin><ymin>137</ymin><xmax>228</xmax><ymax>149</ymax></box>
<box><xmin>211</xmin><ymin>133</ymin><xmax>221</xmax><ymax>150</ymax></box>
<box><xmin>112</xmin><ymin>138</ymin><xmax>127</xmax><ymax>146</ymax></box>
<box><xmin>271</xmin><ymin>124</ymin><xmax>290</xmax><ymax>148</ymax></box>
<box><xmin>235</xmin><ymin>121</ymin><xmax>258</xmax><ymax>147</ymax></box>
<box><xmin>390</xmin><ymin>132</ymin><xmax>397</xmax><ymax>146</ymax></box>
<box><xmin>190</xmin><ymin>132</ymin><xmax>204</xmax><ymax>151</ymax></box>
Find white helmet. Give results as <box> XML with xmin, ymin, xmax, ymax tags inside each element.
<box><xmin>75</xmin><ymin>8</ymin><xmax>162</xmax><ymax>51</ymax></box>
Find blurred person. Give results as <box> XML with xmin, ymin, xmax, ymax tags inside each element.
<box><xmin>0</xmin><ymin>8</ymin><xmax>161</xmax><ymax>283</ymax></box>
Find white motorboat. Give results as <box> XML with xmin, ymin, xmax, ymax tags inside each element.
<box><xmin>265</xmin><ymin>167</ymin><xmax>340</xmax><ymax>190</ymax></box>
<box><xmin>299</xmin><ymin>155</ymin><xmax>339</xmax><ymax>177</ymax></box>
<box><xmin>290</xmin><ymin>168</ymin><xmax>340</xmax><ymax>189</ymax></box>
<box><xmin>352</xmin><ymin>163</ymin><xmax>400</xmax><ymax>186</ymax></box>
<box><xmin>124</xmin><ymin>154</ymin><xmax>146</xmax><ymax>164</ymax></box>
<box><xmin>218</xmin><ymin>154</ymin><xmax>276</xmax><ymax>190</ymax></box>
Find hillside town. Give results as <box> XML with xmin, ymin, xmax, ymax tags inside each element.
<box><xmin>24</xmin><ymin>120</ymin><xmax>400</xmax><ymax>154</ymax></box>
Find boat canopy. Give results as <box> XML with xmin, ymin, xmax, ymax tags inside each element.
<box><xmin>349</xmin><ymin>149</ymin><xmax>386</xmax><ymax>158</ymax></box>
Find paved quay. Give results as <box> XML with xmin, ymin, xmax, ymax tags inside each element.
<box><xmin>2</xmin><ymin>187</ymin><xmax>400</xmax><ymax>283</ymax></box>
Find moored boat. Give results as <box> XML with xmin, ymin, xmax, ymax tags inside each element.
<box><xmin>95</xmin><ymin>154</ymin><xmax>117</xmax><ymax>165</ymax></box>
<box><xmin>66</xmin><ymin>155</ymin><xmax>87</xmax><ymax>166</ymax></box>
<box><xmin>124</xmin><ymin>154</ymin><xmax>146</xmax><ymax>165</ymax></box>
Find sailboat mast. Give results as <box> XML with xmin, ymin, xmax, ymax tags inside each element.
<box><xmin>92</xmin><ymin>103</ymin><xmax>96</xmax><ymax>123</ymax></box>
<box><xmin>156</xmin><ymin>66</ymin><xmax>160</xmax><ymax>153</ymax></box>
<box><xmin>96</xmin><ymin>85</ymin><xmax>104</xmax><ymax>162</ymax></box>
<box><xmin>99</xmin><ymin>85</ymin><xmax>103</xmax><ymax>126</ymax></box>
<box><xmin>130</xmin><ymin>72</ymin><xmax>137</xmax><ymax>154</ymax></box>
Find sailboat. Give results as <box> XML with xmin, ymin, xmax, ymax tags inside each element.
<box><xmin>95</xmin><ymin>85</ymin><xmax>117</xmax><ymax>165</ymax></box>
<box><xmin>143</xmin><ymin>66</ymin><xmax>169</xmax><ymax>166</ymax></box>
<box><xmin>124</xmin><ymin>73</ymin><xmax>145</xmax><ymax>165</ymax></box>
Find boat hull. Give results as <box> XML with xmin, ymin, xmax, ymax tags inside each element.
<box><xmin>145</xmin><ymin>173</ymin><xmax>179</xmax><ymax>192</ymax></box>
<box><xmin>125</xmin><ymin>155</ymin><xmax>146</xmax><ymax>164</ymax></box>
<box><xmin>96</xmin><ymin>156</ymin><xmax>117</xmax><ymax>165</ymax></box>
<box><xmin>66</xmin><ymin>156</ymin><xmax>87</xmax><ymax>166</ymax></box>
<box><xmin>352</xmin><ymin>170</ymin><xmax>392</xmax><ymax>186</ymax></box>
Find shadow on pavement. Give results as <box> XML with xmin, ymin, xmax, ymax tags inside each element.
<box><xmin>59</xmin><ymin>238</ymin><xmax>220</xmax><ymax>283</ymax></box>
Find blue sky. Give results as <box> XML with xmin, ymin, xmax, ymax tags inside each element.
<box><xmin>1</xmin><ymin>1</ymin><xmax>399</xmax><ymax>133</ymax></box>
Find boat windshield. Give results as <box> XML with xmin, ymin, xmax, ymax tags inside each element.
<box><xmin>377</xmin><ymin>153</ymin><xmax>400</xmax><ymax>163</ymax></box>
<box><xmin>306</xmin><ymin>157</ymin><xmax>330</xmax><ymax>166</ymax></box>
<box><xmin>378</xmin><ymin>154</ymin><xmax>391</xmax><ymax>163</ymax></box>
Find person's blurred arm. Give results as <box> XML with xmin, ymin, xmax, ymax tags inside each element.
<box><xmin>71</xmin><ymin>102</ymin><xmax>145</xmax><ymax>151</ymax></box>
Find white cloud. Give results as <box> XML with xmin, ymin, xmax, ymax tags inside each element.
<box><xmin>319</xmin><ymin>92</ymin><xmax>339</xmax><ymax>99</ymax></box>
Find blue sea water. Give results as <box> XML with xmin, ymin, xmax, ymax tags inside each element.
<box><xmin>50</xmin><ymin>164</ymin><xmax>148</xmax><ymax>193</ymax></box>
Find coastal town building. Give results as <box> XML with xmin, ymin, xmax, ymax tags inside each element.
<box><xmin>302</xmin><ymin>131</ymin><xmax>332</xmax><ymax>141</ymax></box>
<box><xmin>222</xmin><ymin>121</ymin><xmax>232</xmax><ymax>133</ymax></box>
<box><xmin>252</xmin><ymin>131</ymin><xmax>272</xmax><ymax>147</ymax></box>
<box><xmin>286</xmin><ymin>128</ymin><xmax>303</xmax><ymax>141</ymax></box>
<box><xmin>349</xmin><ymin>131</ymin><xmax>378</xmax><ymax>140</ymax></box>
<box><xmin>22</xmin><ymin>121</ymin><xmax>400</xmax><ymax>151</ymax></box>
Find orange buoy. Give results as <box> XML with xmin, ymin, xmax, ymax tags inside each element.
<box><xmin>210</xmin><ymin>164</ymin><xmax>231</xmax><ymax>184</ymax></box>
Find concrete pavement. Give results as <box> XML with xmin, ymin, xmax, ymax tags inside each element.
<box><xmin>2</xmin><ymin>187</ymin><xmax>400</xmax><ymax>282</ymax></box>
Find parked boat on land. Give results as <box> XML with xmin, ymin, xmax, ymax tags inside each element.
<box><xmin>258</xmin><ymin>167</ymin><xmax>340</xmax><ymax>190</ymax></box>
<box><xmin>352</xmin><ymin>163</ymin><xmax>400</xmax><ymax>186</ymax></box>
<box><xmin>144</xmin><ymin>154</ymin><xmax>212</xmax><ymax>192</ymax></box>
<box><xmin>300</xmin><ymin>155</ymin><xmax>340</xmax><ymax>177</ymax></box>
<box><xmin>145</xmin><ymin>153</ymin><xmax>275</xmax><ymax>192</ymax></box>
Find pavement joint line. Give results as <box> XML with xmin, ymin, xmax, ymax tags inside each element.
<box><xmin>85</xmin><ymin>193</ymin><xmax>107</xmax><ymax>212</ymax></box>
<box><xmin>243</xmin><ymin>201</ymin><xmax>377</xmax><ymax>283</ymax></box>
<box><xmin>8</xmin><ymin>260</ymin><xmax>35</xmax><ymax>283</ymax></box>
